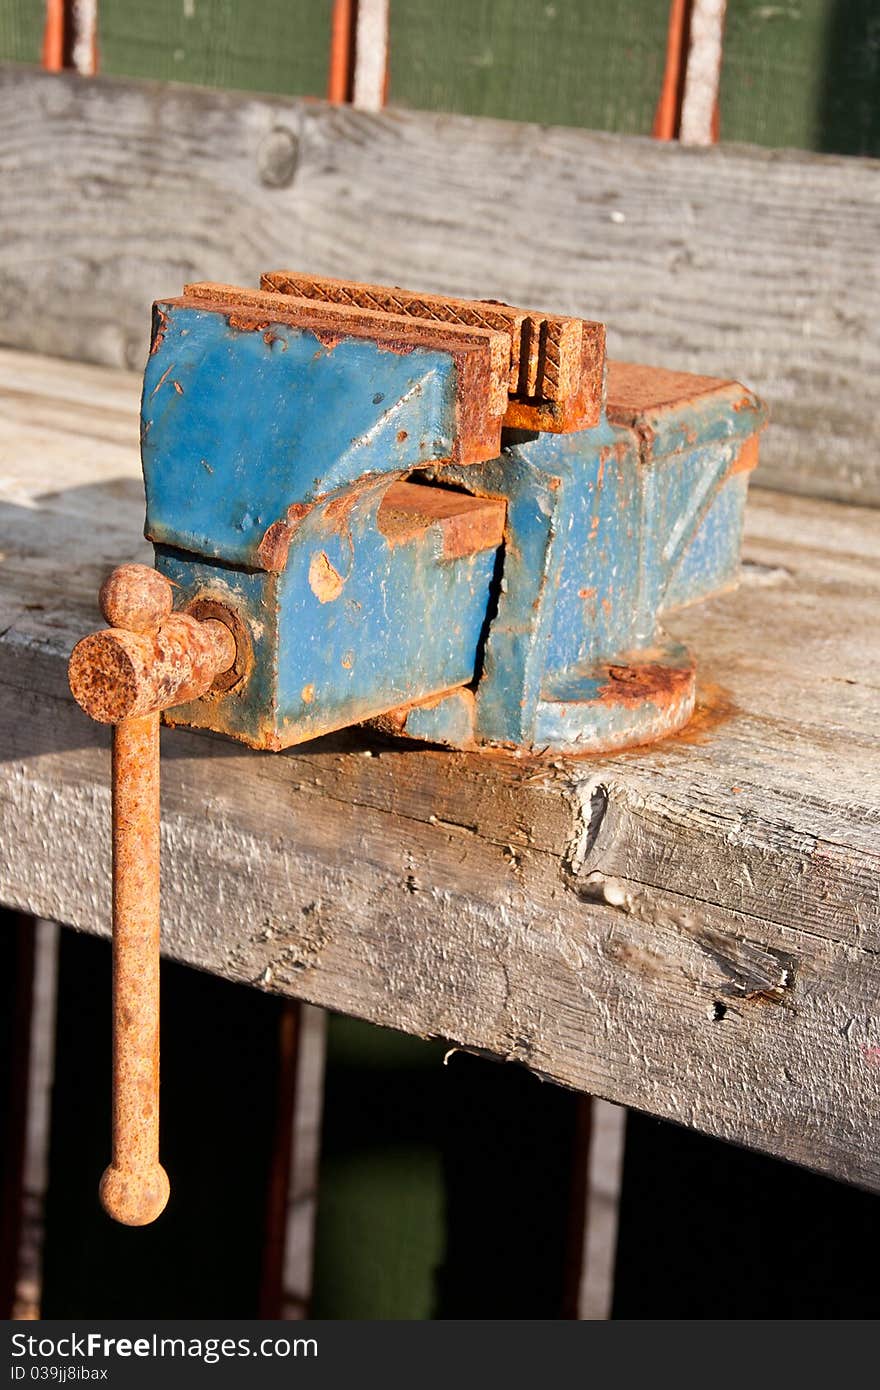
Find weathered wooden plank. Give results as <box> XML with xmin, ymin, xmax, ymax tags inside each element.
<box><xmin>0</xmin><ymin>66</ymin><xmax>878</xmax><ymax>504</ymax></box>
<box><xmin>0</xmin><ymin>347</ymin><xmax>878</xmax><ymax>1189</ymax></box>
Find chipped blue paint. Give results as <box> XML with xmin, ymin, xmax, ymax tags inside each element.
<box><xmin>397</xmin><ymin>690</ymin><xmax>476</xmax><ymax>748</ymax></box>
<box><xmin>274</xmin><ymin>481</ymin><xmax>495</xmax><ymax>744</ymax></box>
<box><xmin>433</xmin><ymin>385</ymin><xmax>765</xmax><ymax>751</ymax></box>
<box><xmin>157</xmin><ymin>477</ymin><xmax>497</xmax><ymax>748</ymax></box>
<box><xmin>142</xmin><ymin>302</ymin><xmax>460</xmax><ymax>569</ymax></box>
<box><xmin>662</xmin><ymin>472</ymin><xmax>749</xmax><ymax>612</ymax></box>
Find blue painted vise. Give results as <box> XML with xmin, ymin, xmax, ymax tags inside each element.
<box><xmin>67</xmin><ymin>274</ymin><xmax>768</xmax><ymax>1227</ymax></box>
<box><xmin>142</xmin><ymin>273</ymin><xmax>766</xmax><ymax>755</ymax></box>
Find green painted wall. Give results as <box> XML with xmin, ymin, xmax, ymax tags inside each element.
<box><xmin>310</xmin><ymin>1017</ymin><xmax>446</xmax><ymax>1320</ymax></box>
<box><xmin>310</xmin><ymin>1014</ymin><xmax>588</xmax><ymax>1319</ymax></box>
<box><xmin>388</xmin><ymin>0</ymin><xmax>670</xmax><ymax>135</ymax></box>
<box><xmin>0</xmin><ymin>1</ymin><xmax>43</xmax><ymax>65</ymax></box>
<box><xmin>4</xmin><ymin>2</ymin><xmax>876</xmax><ymax>155</ymax></box>
<box><xmin>99</xmin><ymin>0</ymin><xmax>332</xmax><ymax>96</ymax></box>
<box><xmin>721</xmin><ymin>0</ymin><xmax>880</xmax><ymax>156</ymax></box>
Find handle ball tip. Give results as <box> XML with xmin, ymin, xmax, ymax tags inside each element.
<box><xmin>99</xmin><ymin>1162</ymin><xmax>170</xmax><ymax>1226</ymax></box>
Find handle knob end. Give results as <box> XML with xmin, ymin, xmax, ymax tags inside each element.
<box><xmin>99</xmin><ymin>564</ymin><xmax>174</xmax><ymax>632</ymax></box>
<box><xmin>99</xmin><ymin>1162</ymin><xmax>170</xmax><ymax>1226</ymax></box>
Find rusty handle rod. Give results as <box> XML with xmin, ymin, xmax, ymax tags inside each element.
<box><xmin>69</xmin><ymin>565</ymin><xmax>236</xmax><ymax>1225</ymax></box>
<box><xmin>100</xmin><ymin>712</ymin><xmax>168</xmax><ymax>1226</ymax></box>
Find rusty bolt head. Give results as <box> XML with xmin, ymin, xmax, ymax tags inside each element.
<box><xmin>100</xmin><ymin>564</ymin><xmax>174</xmax><ymax>632</ymax></box>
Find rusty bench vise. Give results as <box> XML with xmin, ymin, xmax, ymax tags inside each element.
<box><xmin>69</xmin><ymin>272</ymin><xmax>766</xmax><ymax>1224</ymax></box>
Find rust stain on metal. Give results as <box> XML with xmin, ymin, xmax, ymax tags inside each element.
<box><xmin>588</xmin><ymin>680</ymin><xmax>737</xmax><ymax>764</ymax></box>
<box><xmin>188</xmin><ymin>276</ymin><xmax>605</xmax><ymax>434</ymax></box>
<box><xmin>323</xmin><ymin>488</ymin><xmax>364</xmax><ymax>536</ymax></box>
<box><xmin>177</xmin><ymin>285</ymin><xmax>509</xmax><ymax>455</ymax></box>
<box><xmin>149</xmin><ymin>306</ymin><xmax>170</xmax><ymax>356</ymax></box>
<box><xmin>287</xmin><ymin>501</ymin><xmax>314</xmax><ymax>528</ymax></box>
<box><xmin>257</xmin><ymin>502</ymin><xmax>314</xmax><ymax>572</ymax></box>
<box><xmin>377</xmin><ymin>480</ymin><xmax>506</xmax><ymax>558</ymax></box>
<box><xmin>664</xmin><ymin>680</ymin><xmax>738</xmax><ymax>746</ymax></box>
<box><xmin>308</xmin><ymin>550</ymin><xmax>346</xmax><ymax>602</ymax></box>
<box><xmin>149</xmin><ymin>364</ymin><xmax>174</xmax><ymax>399</ymax></box>
<box><xmin>598</xmin><ymin>662</ymin><xmax>694</xmax><ymax>710</ymax></box>
<box><xmin>99</xmin><ymin>564</ymin><xmax>173</xmax><ymax>633</ymax></box>
<box><xmin>184</xmin><ymin>596</ymin><xmax>251</xmax><ymax>695</ymax></box>
<box><xmin>259</xmin><ymin>270</ymin><xmax>527</xmax><ymax>397</ymax></box>
<box><xmin>371</xmin><ymin>684</ymin><xmax>477</xmax><ymax>739</ymax></box>
<box><xmin>605</xmin><ymin>361</ymin><xmax>732</xmax><ymax>421</ymax></box>
<box><xmin>257</xmin><ymin>270</ymin><xmax>605</xmax><ymax>431</ymax></box>
<box><xmin>311</xmin><ymin>329</ymin><xmax>344</xmax><ymax>353</ymax></box>
<box><xmin>728</xmin><ymin>433</ymin><xmax>760</xmax><ymax>476</ymax></box>
<box><xmin>257</xmin><ymin>520</ymin><xmax>296</xmax><ymax>572</ymax></box>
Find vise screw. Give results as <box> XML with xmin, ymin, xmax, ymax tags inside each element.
<box><xmin>69</xmin><ymin>272</ymin><xmax>766</xmax><ymax>1222</ymax></box>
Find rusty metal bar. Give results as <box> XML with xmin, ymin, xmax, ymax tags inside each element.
<box><xmin>68</xmin><ymin>565</ymin><xmax>236</xmax><ymax>1225</ymax></box>
<box><xmin>100</xmin><ymin>712</ymin><xmax>168</xmax><ymax>1226</ymax></box>
<box><xmin>653</xmin><ymin>0</ymin><xmax>692</xmax><ymax>140</ymax></box>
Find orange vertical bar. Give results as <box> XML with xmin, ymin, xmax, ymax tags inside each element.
<box><xmin>653</xmin><ymin>0</ymin><xmax>691</xmax><ymax>139</ymax></box>
<box><xmin>328</xmin><ymin>0</ymin><xmax>357</xmax><ymax>102</ymax></box>
<box><xmin>99</xmin><ymin>712</ymin><xmax>170</xmax><ymax>1228</ymax></box>
<box><xmin>42</xmin><ymin>0</ymin><xmax>66</xmax><ymax>71</ymax></box>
